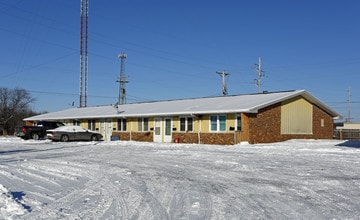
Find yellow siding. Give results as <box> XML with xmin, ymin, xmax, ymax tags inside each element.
<box><xmin>227</xmin><ymin>113</ymin><xmax>236</xmax><ymax>131</ymax></box>
<box><xmin>201</xmin><ymin>115</ymin><xmax>210</xmax><ymax>132</ymax></box>
<box><xmin>194</xmin><ymin>118</ymin><xmax>200</xmax><ymax>131</ymax></box>
<box><xmin>173</xmin><ymin>116</ymin><xmax>179</xmax><ymax>131</ymax></box>
<box><xmin>128</xmin><ymin>118</ymin><xmax>134</xmax><ymax>132</ymax></box>
<box><xmin>112</xmin><ymin>120</ymin><xmax>116</xmax><ymax>130</ymax></box>
<box><xmin>149</xmin><ymin>117</ymin><xmax>154</xmax><ymax>131</ymax></box>
<box><xmin>281</xmin><ymin>98</ymin><xmax>313</xmax><ymax>134</ymax></box>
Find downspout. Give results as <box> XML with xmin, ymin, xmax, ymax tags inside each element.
<box><xmin>198</xmin><ymin>118</ymin><xmax>201</xmax><ymax>144</ymax></box>
<box><xmin>130</xmin><ymin>119</ymin><xmax>132</xmax><ymax>141</ymax></box>
<box><xmin>191</xmin><ymin>114</ymin><xmax>201</xmax><ymax>144</ymax></box>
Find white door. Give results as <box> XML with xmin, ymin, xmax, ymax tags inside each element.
<box><xmin>100</xmin><ymin>119</ymin><xmax>113</xmax><ymax>141</ymax></box>
<box><xmin>154</xmin><ymin>117</ymin><xmax>162</xmax><ymax>142</ymax></box>
<box><xmin>164</xmin><ymin>118</ymin><xmax>172</xmax><ymax>143</ymax></box>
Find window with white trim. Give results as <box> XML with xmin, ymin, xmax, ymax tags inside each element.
<box><xmin>88</xmin><ymin>120</ymin><xmax>96</xmax><ymax>131</ymax></box>
<box><xmin>117</xmin><ymin>118</ymin><xmax>127</xmax><ymax>131</ymax></box>
<box><xmin>179</xmin><ymin>117</ymin><xmax>193</xmax><ymax>132</ymax></box>
<box><xmin>210</xmin><ymin>115</ymin><xmax>226</xmax><ymax>132</ymax></box>
<box><xmin>138</xmin><ymin>118</ymin><xmax>149</xmax><ymax>132</ymax></box>
<box><xmin>236</xmin><ymin>114</ymin><xmax>242</xmax><ymax>131</ymax></box>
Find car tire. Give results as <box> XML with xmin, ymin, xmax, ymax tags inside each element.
<box><xmin>91</xmin><ymin>135</ymin><xmax>98</xmax><ymax>141</ymax></box>
<box><xmin>32</xmin><ymin>133</ymin><xmax>40</xmax><ymax>140</ymax></box>
<box><xmin>60</xmin><ymin>135</ymin><xmax>69</xmax><ymax>142</ymax></box>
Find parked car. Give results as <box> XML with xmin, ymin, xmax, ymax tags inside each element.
<box><xmin>17</xmin><ymin>121</ymin><xmax>65</xmax><ymax>140</ymax></box>
<box><xmin>46</xmin><ymin>125</ymin><xmax>103</xmax><ymax>142</ymax></box>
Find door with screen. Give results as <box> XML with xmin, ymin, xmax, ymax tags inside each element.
<box><xmin>154</xmin><ymin>117</ymin><xmax>162</xmax><ymax>142</ymax></box>
<box><xmin>164</xmin><ymin>118</ymin><xmax>172</xmax><ymax>143</ymax></box>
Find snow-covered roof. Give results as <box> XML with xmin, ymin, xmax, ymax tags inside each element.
<box><xmin>24</xmin><ymin>90</ymin><xmax>342</xmax><ymax>121</ymax></box>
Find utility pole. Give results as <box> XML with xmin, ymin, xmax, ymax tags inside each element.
<box><xmin>346</xmin><ymin>86</ymin><xmax>351</xmax><ymax>123</ymax></box>
<box><xmin>216</xmin><ymin>71</ymin><xmax>230</xmax><ymax>96</ymax></box>
<box><xmin>253</xmin><ymin>57</ymin><xmax>265</xmax><ymax>93</ymax></box>
<box><xmin>117</xmin><ymin>53</ymin><xmax>128</xmax><ymax>105</ymax></box>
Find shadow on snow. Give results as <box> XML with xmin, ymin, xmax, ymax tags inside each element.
<box><xmin>11</xmin><ymin>191</ymin><xmax>32</xmax><ymax>212</ymax></box>
<box><xmin>336</xmin><ymin>140</ymin><xmax>360</xmax><ymax>149</ymax></box>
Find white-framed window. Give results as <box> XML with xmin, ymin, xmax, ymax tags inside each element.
<box><xmin>138</xmin><ymin>118</ymin><xmax>149</xmax><ymax>132</ymax></box>
<box><xmin>179</xmin><ymin>117</ymin><xmax>193</xmax><ymax>132</ymax></box>
<box><xmin>210</xmin><ymin>115</ymin><xmax>226</xmax><ymax>132</ymax></box>
<box><xmin>88</xmin><ymin>120</ymin><xmax>96</xmax><ymax>131</ymax></box>
<box><xmin>117</xmin><ymin>118</ymin><xmax>127</xmax><ymax>131</ymax></box>
<box><xmin>73</xmin><ymin>120</ymin><xmax>80</xmax><ymax>126</ymax></box>
<box><xmin>236</xmin><ymin>114</ymin><xmax>242</xmax><ymax>131</ymax></box>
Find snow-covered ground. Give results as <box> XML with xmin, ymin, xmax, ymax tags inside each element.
<box><xmin>0</xmin><ymin>137</ymin><xmax>359</xmax><ymax>220</ymax></box>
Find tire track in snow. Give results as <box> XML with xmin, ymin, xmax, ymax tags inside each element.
<box><xmin>133</xmin><ymin>154</ymin><xmax>214</xmax><ymax>219</ymax></box>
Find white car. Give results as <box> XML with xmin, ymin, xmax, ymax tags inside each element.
<box><xmin>46</xmin><ymin>126</ymin><xmax>103</xmax><ymax>142</ymax></box>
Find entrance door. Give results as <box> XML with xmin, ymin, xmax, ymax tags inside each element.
<box><xmin>164</xmin><ymin>118</ymin><xmax>172</xmax><ymax>143</ymax></box>
<box><xmin>154</xmin><ymin>117</ymin><xmax>162</xmax><ymax>142</ymax></box>
<box><xmin>100</xmin><ymin>119</ymin><xmax>113</xmax><ymax>141</ymax></box>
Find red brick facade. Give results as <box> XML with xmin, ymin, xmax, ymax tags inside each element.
<box><xmin>112</xmin><ymin>131</ymin><xmax>153</xmax><ymax>142</ymax></box>
<box><xmin>245</xmin><ymin>103</ymin><xmax>334</xmax><ymax>144</ymax></box>
<box><xmin>172</xmin><ymin>132</ymin><xmax>236</xmax><ymax>145</ymax></box>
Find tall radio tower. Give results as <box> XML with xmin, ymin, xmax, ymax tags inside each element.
<box><xmin>79</xmin><ymin>0</ymin><xmax>88</xmax><ymax>107</ymax></box>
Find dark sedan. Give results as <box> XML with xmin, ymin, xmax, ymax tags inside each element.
<box><xmin>46</xmin><ymin>125</ymin><xmax>103</xmax><ymax>142</ymax></box>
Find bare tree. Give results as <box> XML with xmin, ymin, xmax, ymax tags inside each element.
<box><xmin>0</xmin><ymin>87</ymin><xmax>35</xmax><ymax>135</ymax></box>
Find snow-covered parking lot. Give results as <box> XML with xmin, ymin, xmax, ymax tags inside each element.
<box><xmin>1</xmin><ymin>137</ymin><xmax>360</xmax><ymax>219</ymax></box>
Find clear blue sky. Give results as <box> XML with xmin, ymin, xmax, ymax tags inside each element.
<box><xmin>1</xmin><ymin>0</ymin><xmax>359</xmax><ymax>122</ymax></box>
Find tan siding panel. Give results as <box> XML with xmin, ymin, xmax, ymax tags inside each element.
<box><xmin>281</xmin><ymin>98</ymin><xmax>313</xmax><ymax>134</ymax></box>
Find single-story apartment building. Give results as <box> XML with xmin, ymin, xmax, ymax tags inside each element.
<box><xmin>24</xmin><ymin>90</ymin><xmax>342</xmax><ymax>144</ymax></box>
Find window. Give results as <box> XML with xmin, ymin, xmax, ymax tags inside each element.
<box><xmin>88</xmin><ymin>120</ymin><xmax>96</xmax><ymax>130</ymax></box>
<box><xmin>73</xmin><ymin>120</ymin><xmax>80</xmax><ymax>126</ymax></box>
<box><xmin>236</xmin><ymin>115</ymin><xmax>242</xmax><ymax>131</ymax></box>
<box><xmin>210</xmin><ymin>115</ymin><xmax>226</xmax><ymax>132</ymax></box>
<box><xmin>138</xmin><ymin>118</ymin><xmax>149</xmax><ymax>132</ymax></box>
<box><xmin>180</xmin><ymin>117</ymin><xmax>193</xmax><ymax>132</ymax></box>
<box><xmin>117</xmin><ymin>118</ymin><xmax>127</xmax><ymax>131</ymax></box>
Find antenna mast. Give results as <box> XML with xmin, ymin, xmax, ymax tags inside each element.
<box><xmin>346</xmin><ymin>86</ymin><xmax>351</xmax><ymax>123</ymax></box>
<box><xmin>79</xmin><ymin>0</ymin><xmax>89</xmax><ymax>107</ymax></box>
<box><xmin>254</xmin><ymin>57</ymin><xmax>265</xmax><ymax>93</ymax></box>
<box><xmin>216</xmin><ymin>71</ymin><xmax>230</xmax><ymax>96</ymax></box>
<box><xmin>117</xmin><ymin>53</ymin><xmax>128</xmax><ymax>105</ymax></box>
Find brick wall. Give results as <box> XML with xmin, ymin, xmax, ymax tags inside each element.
<box><xmin>312</xmin><ymin>104</ymin><xmax>334</xmax><ymax>139</ymax></box>
<box><xmin>112</xmin><ymin>131</ymin><xmax>153</xmax><ymax>142</ymax></box>
<box><xmin>246</xmin><ymin>102</ymin><xmax>334</xmax><ymax>144</ymax></box>
<box><xmin>200</xmin><ymin>133</ymin><xmax>235</xmax><ymax>145</ymax></box>
<box><xmin>247</xmin><ymin>103</ymin><xmax>282</xmax><ymax>144</ymax></box>
<box><xmin>172</xmin><ymin>132</ymin><xmax>235</xmax><ymax>145</ymax></box>
<box><xmin>172</xmin><ymin>132</ymin><xmax>198</xmax><ymax>144</ymax></box>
